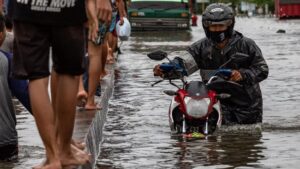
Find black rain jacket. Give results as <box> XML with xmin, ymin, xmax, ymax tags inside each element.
<box><xmin>186</xmin><ymin>31</ymin><xmax>269</xmax><ymax>125</ymax></box>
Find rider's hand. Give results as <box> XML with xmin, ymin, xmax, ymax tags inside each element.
<box><xmin>96</xmin><ymin>0</ymin><xmax>112</xmax><ymax>25</ymax></box>
<box><xmin>153</xmin><ymin>64</ymin><xmax>164</xmax><ymax>77</ymax></box>
<box><xmin>230</xmin><ymin>70</ymin><xmax>243</xmax><ymax>82</ymax></box>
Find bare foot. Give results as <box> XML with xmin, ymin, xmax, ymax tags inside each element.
<box><xmin>71</xmin><ymin>144</ymin><xmax>91</xmax><ymax>160</ymax></box>
<box><xmin>106</xmin><ymin>56</ymin><xmax>115</xmax><ymax>64</ymax></box>
<box><xmin>33</xmin><ymin>160</ymin><xmax>61</xmax><ymax>169</ymax></box>
<box><xmin>107</xmin><ymin>47</ymin><xmax>115</xmax><ymax>64</ymax></box>
<box><xmin>71</xmin><ymin>139</ymin><xmax>86</xmax><ymax>150</ymax></box>
<box><xmin>100</xmin><ymin>70</ymin><xmax>107</xmax><ymax>79</ymax></box>
<box><xmin>76</xmin><ymin>90</ymin><xmax>87</xmax><ymax>107</ymax></box>
<box><xmin>63</xmin><ymin>165</ymin><xmax>78</xmax><ymax>169</ymax></box>
<box><xmin>33</xmin><ymin>160</ymin><xmax>46</xmax><ymax>169</ymax></box>
<box><xmin>84</xmin><ymin>104</ymin><xmax>102</xmax><ymax>111</ymax></box>
<box><xmin>60</xmin><ymin>147</ymin><xmax>90</xmax><ymax>167</ymax></box>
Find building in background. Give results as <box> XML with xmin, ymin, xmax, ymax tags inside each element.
<box><xmin>240</xmin><ymin>1</ymin><xmax>256</xmax><ymax>16</ymax></box>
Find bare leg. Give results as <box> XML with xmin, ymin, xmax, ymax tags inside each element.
<box><xmin>106</xmin><ymin>33</ymin><xmax>115</xmax><ymax>64</ymax></box>
<box><xmin>111</xmin><ymin>32</ymin><xmax>118</xmax><ymax>53</ymax></box>
<box><xmin>76</xmin><ymin>75</ymin><xmax>88</xmax><ymax>107</ymax></box>
<box><xmin>85</xmin><ymin>41</ymin><xmax>103</xmax><ymax>110</ymax></box>
<box><xmin>29</xmin><ymin>78</ymin><xmax>61</xmax><ymax>169</ymax></box>
<box><xmin>100</xmin><ymin>40</ymin><xmax>108</xmax><ymax>79</ymax></box>
<box><xmin>100</xmin><ymin>40</ymin><xmax>108</xmax><ymax>78</ymax></box>
<box><xmin>51</xmin><ymin>71</ymin><xmax>87</xmax><ymax>155</ymax></box>
<box><xmin>55</xmin><ymin>74</ymin><xmax>89</xmax><ymax>166</ymax></box>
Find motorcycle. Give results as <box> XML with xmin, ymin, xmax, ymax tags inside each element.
<box><xmin>148</xmin><ymin>50</ymin><xmax>251</xmax><ymax>137</ymax></box>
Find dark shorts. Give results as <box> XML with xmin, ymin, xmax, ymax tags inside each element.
<box><xmin>0</xmin><ymin>144</ymin><xmax>18</xmax><ymax>161</ymax></box>
<box><xmin>12</xmin><ymin>21</ymin><xmax>86</xmax><ymax>80</ymax></box>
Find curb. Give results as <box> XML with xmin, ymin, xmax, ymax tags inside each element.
<box><xmin>74</xmin><ymin>64</ymin><xmax>115</xmax><ymax>169</ymax></box>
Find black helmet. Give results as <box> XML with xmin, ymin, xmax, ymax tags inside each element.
<box><xmin>202</xmin><ymin>3</ymin><xmax>235</xmax><ymax>43</ymax></box>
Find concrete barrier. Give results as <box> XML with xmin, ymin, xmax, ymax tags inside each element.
<box><xmin>74</xmin><ymin>64</ymin><xmax>115</xmax><ymax>169</ymax></box>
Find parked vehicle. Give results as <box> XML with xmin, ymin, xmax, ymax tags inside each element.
<box><xmin>147</xmin><ymin>50</ymin><xmax>251</xmax><ymax>137</ymax></box>
<box><xmin>128</xmin><ymin>0</ymin><xmax>191</xmax><ymax>31</ymax></box>
<box><xmin>275</xmin><ymin>0</ymin><xmax>300</xmax><ymax>18</ymax></box>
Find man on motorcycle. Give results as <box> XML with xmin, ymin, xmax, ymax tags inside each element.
<box><xmin>153</xmin><ymin>3</ymin><xmax>269</xmax><ymax>125</ymax></box>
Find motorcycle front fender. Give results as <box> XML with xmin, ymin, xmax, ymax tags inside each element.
<box><xmin>212</xmin><ymin>101</ymin><xmax>222</xmax><ymax>129</ymax></box>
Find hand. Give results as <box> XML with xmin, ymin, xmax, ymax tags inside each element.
<box><xmin>96</xmin><ymin>0</ymin><xmax>112</xmax><ymax>25</ymax></box>
<box><xmin>230</xmin><ymin>70</ymin><xmax>243</xmax><ymax>82</ymax></box>
<box><xmin>153</xmin><ymin>65</ymin><xmax>164</xmax><ymax>77</ymax></box>
<box><xmin>119</xmin><ymin>17</ymin><xmax>124</xmax><ymax>26</ymax></box>
<box><xmin>86</xmin><ymin>0</ymin><xmax>98</xmax><ymax>42</ymax></box>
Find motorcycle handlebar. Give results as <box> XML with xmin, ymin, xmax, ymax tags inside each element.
<box><xmin>159</xmin><ymin>63</ymin><xmax>185</xmax><ymax>80</ymax></box>
<box><xmin>214</xmin><ymin>69</ymin><xmax>232</xmax><ymax>80</ymax></box>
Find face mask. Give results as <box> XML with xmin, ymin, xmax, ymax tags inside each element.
<box><xmin>209</xmin><ymin>31</ymin><xmax>226</xmax><ymax>43</ymax></box>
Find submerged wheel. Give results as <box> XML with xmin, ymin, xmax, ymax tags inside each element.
<box><xmin>206</xmin><ymin>109</ymin><xmax>219</xmax><ymax>134</ymax></box>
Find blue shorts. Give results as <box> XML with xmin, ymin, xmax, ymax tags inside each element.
<box><xmin>108</xmin><ymin>11</ymin><xmax>118</xmax><ymax>32</ymax></box>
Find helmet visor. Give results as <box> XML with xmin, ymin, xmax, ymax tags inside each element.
<box><xmin>203</xmin><ymin>19</ymin><xmax>232</xmax><ymax>27</ymax></box>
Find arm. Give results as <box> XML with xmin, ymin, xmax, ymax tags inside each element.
<box><xmin>86</xmin><ymin>0</ymin><xmax>99</xmax><ymax>42</ymax></box>
<box><xmin>239</xmin><ymin>40</ymin><xmax>269</xmax><ymax>85</ymax></box>
<box><xmin>117</xmin><ymin>0</ymin><xmax>126</xmax><ymax>18</ymax></box>
<box><xmin>95</xmin><ymin>0</ymin><xmax>112</xmax><ymax>24</ymax></box>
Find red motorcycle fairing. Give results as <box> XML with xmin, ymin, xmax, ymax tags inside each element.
<box><xmin>168</xmin><ymin>81</ymin><xmax>222</xmax><ymax>134</ymax></box>
<box><xmin>173</xmin><ymin>81</ymin><xmax>218</xmax><ymax>120</ymax></box>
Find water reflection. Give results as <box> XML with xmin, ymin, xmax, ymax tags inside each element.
<box><xmin>169</xmin><ymin>134</ymin><xmax>264</xmax><ymax>168</ymax></box>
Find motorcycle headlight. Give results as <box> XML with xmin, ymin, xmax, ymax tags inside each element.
<box><xmin>184</xmin><ymin>97</ymin><xmax>210</xmax><ymax>118</ymax></box>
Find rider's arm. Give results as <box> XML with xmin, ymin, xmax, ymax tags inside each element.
<box><xmin>238</xmin><ymin>39</ymin><xmax>269</xmax><ymax>85</ymax></box>
<box><xmin>173</xmin><ymin>50</ymin><xmax>199</xmax><ymax>76</ymax></box>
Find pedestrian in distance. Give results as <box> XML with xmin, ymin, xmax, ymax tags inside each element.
<box><xmin>9</xmin><ymin>0</ymin><xmax>112</xmax><ymax>168</ymax></box>
<box><xmin>153</xmin><ymin>3</ymin><xmax>269</xmax><ymax>125</ymax></box>
<box><xmin>106</xmin><ymin>0</ymin><xmax>126</xmax><ymax>64</ymax></box>
<box><xmin>82</xmin><ymin>0</ymin><xmax>125</xmax><ymax>111</ymax></box>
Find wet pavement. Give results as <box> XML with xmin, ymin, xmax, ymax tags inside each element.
<box><xmin>1</xmin><ymin>16</ymin><xmax>300</xmax><ymax>169</ymax></box>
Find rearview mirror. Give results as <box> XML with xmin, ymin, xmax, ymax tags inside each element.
<box><xmin>147</xmin><ymin>50</ymin><xmax>168</xmax><ymax>61</ymax></box>
<box><xmin>163</xmin><ymin>90</ymin><xmax>177</xmax><ymax>96</ymax></box>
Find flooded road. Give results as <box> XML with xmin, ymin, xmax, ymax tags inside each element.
<box><xmin>0</xmin><ymin>17</ymin><xmax>299</xmax><ymax>169</ymax></box>
<box><xmin>97</xmin><ymin>17</ymin><xmax>300</xmax><ymax>169</ymax></box>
